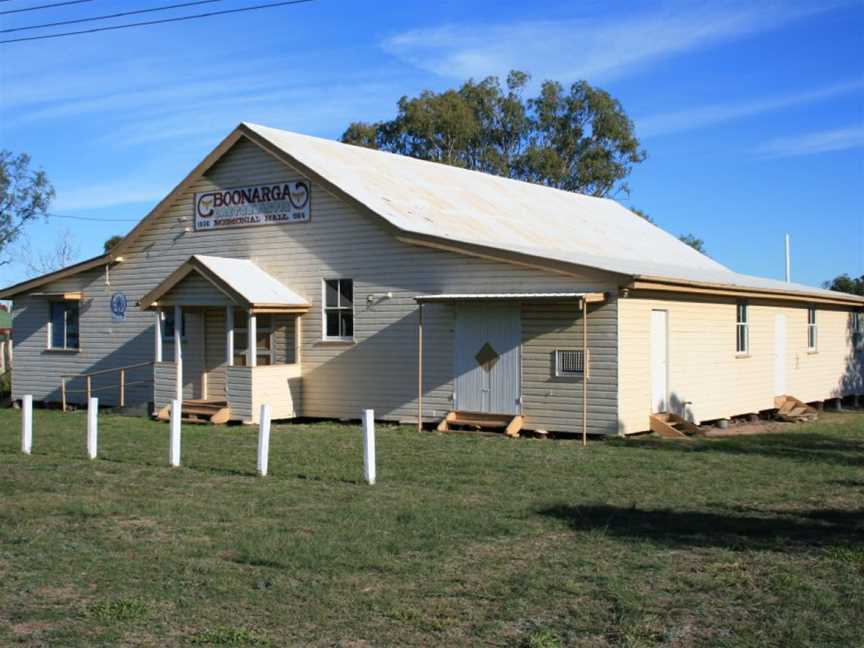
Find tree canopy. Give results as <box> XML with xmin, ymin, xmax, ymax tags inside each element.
<box><xmin>104</xmin><ymin>235</ymin><xmax>123</xmax><ymax>253</ymax></box>
<box><xmin>342</xmin><ymin>71</ymin><xmax>645</xmax><ymax>198</ymax></box>
<box><xmin>824</xmin><ymin>273</ymin><xmax>864</xmax><ymax>296</ymax></box>
<box><xmin>1</xmin><ymin>151</ymin><xmax>55</xmax><ymax>265</ymax></box>
<box><xmin>678</xmin><ymin>233</ymin><xmax>707</xmax><ymax>255</ymax></box>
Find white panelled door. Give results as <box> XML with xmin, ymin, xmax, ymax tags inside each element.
<box><xmin>774</xmin><ymin>314</ymin><xmax>787</xmax><ymax>396</ymax></box>
<box><xmin>454</xmin><ymin>304</ymin><xmax>521</xmax><ymax>414</ymax></box>
<box><xmin>650</xmin><ymin>309</ymin><xmax>669</xmax><ymax>413</ymax></box>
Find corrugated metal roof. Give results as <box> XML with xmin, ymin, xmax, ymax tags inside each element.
<box><xmin>192</xmin><ymin>255</ymin><xmax>308</xmax><ymax>307</ymax></box>
<box><xmin>245</xmin><ymin>123</ymin><xmax>860</xmax><ymax>303</ymax></box>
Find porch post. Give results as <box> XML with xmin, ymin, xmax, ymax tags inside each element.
<box><xmin>154</xmin><ymin>309</ymin><xmax>163</xmax><ymax>362</ymax></box>
<box><xmin>174</xmin><ymin>305</ymin><xmax>183</xmax><ymax>402</ymax></box>
<box><xmin>226</xmin><ymin>305</ymin><xmax>234</xmax><ymax>366</ymax></box>
<box><xmin>582</xmin><ymin>298</ymin><xmax>588</xmax><ymax>447</ymax></box>
<box><xmin>247</xmin><ymin>311</ymin><xmax>257</xmax><ymax>368</ymax></box>
<box><xmin>417</xmin><ymin>302</ymin><xmax>423</xmax><ymax>432</ymax></box>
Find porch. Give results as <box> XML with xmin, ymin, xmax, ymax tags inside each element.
<box><xmin>414</xmin><ymin>291</ymin><xmax>608</xmax><ymax>442</ymax></box>
<box><xmin>142</xmin><ymin>255</ymin><xmax>309</xmax><ymax>424</ymax></box>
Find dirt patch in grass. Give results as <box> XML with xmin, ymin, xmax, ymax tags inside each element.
<box><xmin>10</xmin><ymin>620</ymin><xmax>57</xmax><ymax>637</ymax></box>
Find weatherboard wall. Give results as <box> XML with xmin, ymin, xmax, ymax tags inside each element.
<box><xmin>10</xmin><ymin>136</ymin><xmax>619</xmax><ymax>432</ymax></box>
<box><xmin>617</xmin><ymin>294</ymin><xmax>863</xmax><ymax>434</ymax></box>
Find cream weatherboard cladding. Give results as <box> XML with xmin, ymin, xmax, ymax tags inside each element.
<box><xmin>10</xmin><ymin>137</ymin><xmax>619</xmax><ymax>433</ymax></box>
<box><xmin>618</xmin><ymin>294</ymin><xmax>862</xmax><ymax>434</ymax></box>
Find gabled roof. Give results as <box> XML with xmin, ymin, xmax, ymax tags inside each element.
<box><xmin>242</xmin><ymin>123</ymin><xmax>862</xmax><ymax>305</ymax></box>
<box><xmin>2</xmin><ymin>122</ymin><xmax>861</xmax><ymax>306</ymax></box>
<box><xmin>139</xmin><ymin>255</ymin><xmax>309</xmax><ymax>312</ymax></box>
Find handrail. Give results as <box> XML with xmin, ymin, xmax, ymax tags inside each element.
<box><xmin>61</xmin><ymin>361</ymin><xmax>155</xmax><ymax>411</ymax></box>
<box><xmin>61</xmin><ymin>360</ymin><xmax>154</xmax><ymax>379</ymax></box>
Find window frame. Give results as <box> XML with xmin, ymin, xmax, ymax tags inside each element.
<box><xmin>161</xmin><ymin>309</ymin><xmax>186</xmax><ymax>341</ymax></box>
<box><xmin>554</xmin><ymin>349</ymin><xmax>584</xmax><ymax>378</ymax></box>
<box><xmin>807</xmin><ymin>307</ymin><xmax>818</xmax><ymax>352</ymax></box>
<box><xmin>735</xmin><ymin>302</ymin><xmax>749</xmax><ymax>356</ymax></box>
<box><xmin>322</xmin><ymin>278</ymin><xmax>355</xmax><ymax>341</ymax></box>
<box><xmin>48</xmin><ymin>300</ymin><xmax>80</xmax><ymax>351</ymax></box>
<box><xmin>233</xmin><ymin>310</ymin><xmax>275</xmax><ymax>366</ymax></box>
<box><xmin>852</xmin><ymin>310</ymin><xmax>864</xmax><ymax>350</ymax></box>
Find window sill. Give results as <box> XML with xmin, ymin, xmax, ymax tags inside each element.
<box><xmin>807</xmin><ymin>350</ymin><xmax>819</xmax><ymax>355</ymax></box>
<box><xmin>316</xmin><ymin>338</ymin><xmax>357</xmax><ymax>347</ymax></box>
<box><xmin>45</xmin><ymin>348</ymin><xmax>80</xmax><ymax>354</ymax></box>
<box><xmin>735</xmin><ymin>353</ymin><xmax>750</xmax><ymax>359</ymax></box>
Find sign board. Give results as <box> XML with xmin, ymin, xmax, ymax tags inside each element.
<box><xmin>194</xmin><ymin>181</ymin><xmax>310</xmax><ymax>231</ymax></box>
<box><xmin>111</xmin><ymin>292</ymin><xmax>128</xmax><ymax>322</ymax></box>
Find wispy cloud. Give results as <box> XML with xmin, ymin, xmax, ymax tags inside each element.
<box><xmin>637</xmin><ymin>78</ymin><xmax>864</xmax><ymax>137</ymax></box>
<box><xmin>755</xmin><ymin>125</ymin><xmax>864</xmax><ymax>158</ymax></box>
<box><xmin>52</xmin><ymin>179</ymin><xmax>171</xmax><ymax>211</ymax></box>
<box><xmin>381</xmin><ymin>2</ymin><xmax>844</xmax><ymax>83</ymax></box>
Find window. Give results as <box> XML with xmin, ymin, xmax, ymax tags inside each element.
<box><xmin>555</xmin><ymin>349</ymin><xmax>584</xmax><ymax>377</ymax></box>
<box><xmin>807</xmin><ymin>307</ymin><xmax>817</xmax><ymax>352</ymax></box>
<box><xmin>50</xmin><ymin>301</ymin><xmax>79</xmax><ymax>350</ymax></box>
<box><xmin>736</xmin><ymin>303</ymin><xmax>749</xmax><ymax>354</ymax></box>
<box><xmin>162</xmin><ymin>309</ymin><xmax>186</xmax><ymax>340</ymax></box>
<box><xmin>233</xmin><ymin>311</ymin><xmax>273</xmax><ymax>366</ymax></box>
<box><xmin>323</xmin><ymin>278</ymin><xmax>354</xmax><ymax>339</ymax></box>
<box><xmin>854</xmin><ymin>311</ymin><xmax>863</xmax><ymax>347</ymax></box>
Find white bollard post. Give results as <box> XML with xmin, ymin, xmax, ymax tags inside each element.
<box><xmin>362</xmin><ymin>409</ymin><xmax>376</xmax><ymax>485</ymax></box>
<box><xmin>21</xmin><ymin>395</ymin><xmax>32</xmax><ymax>455</ymax></box>
<box><xmin>258</xmin><ymin>403</ymin><xmax>272</xmax><ymax>477</ymax></box>
<box><xmin>169</xmin><ymin>399</ymin><xmax>181</xmax><ymax>467</ymax></box>
<box><xmin>87</xmin><ymin>397</ymin><xmax>98</xmax><ymax>459</ymax></box>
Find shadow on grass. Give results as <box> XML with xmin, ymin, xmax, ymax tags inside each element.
<box><xmin>539</xmin><ymin>504</ymin><xmax>864</xmax><ymax>551</ymax></box>
<box><xmin>613</xmin><ymin>432</ymin><xmax>864</xmax><ymax>468</ymax></box>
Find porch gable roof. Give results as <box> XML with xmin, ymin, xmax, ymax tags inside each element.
<box><xmin>139</xmin><ymin>255</ymin><xmax>309</xmax><ymax>312</ymax></box>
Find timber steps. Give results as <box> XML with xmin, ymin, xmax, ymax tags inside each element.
<box><xmin>437</xmin><ymin>411</ymin><xmax>525</xmax><ymax>438</ymax></box>
<box><xmin>649</xmin><ymin>412</ymin><xmax>704</xmax><ymax>439</ymax></box>
<box><xmin>157</xmin><ymin>400</ymin><xmax>231</xmax><ymax>425</ymax></box>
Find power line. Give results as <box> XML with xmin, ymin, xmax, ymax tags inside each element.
<box><xmin>0</xmin><ymin>0</ymin><xmax>314</xmax><ymax>44</ymax></box>
<box><xmin>0</xmin><ymin>0</ymin><xmax>96</xmax><ymax>16</ymax></box>
<box><xmin>47</xmin><ymin>212</ymin><xmax>139</xmax><ymax>223</ymax></box>
<box><xmin>2</xmin><ymin>0</ymin><xmax>225</xmax><ymax>33</ymax></box>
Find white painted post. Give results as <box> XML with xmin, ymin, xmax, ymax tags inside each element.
<box><xmin>226</xmin><ymin>305</ymin><xmax>235</xmax><ymax>366</ymax></box>
<box><xmin>154</xmin><ymin>309</ymin><xmax>163</xmax><ymax>363</ymax></box>
<box><xmin>21</xmin><ymin>394</ymin><xmax>32</xmax><ymax>455</ymax></box>
<box><xmin>169</xmin><ymin>399</ymin><xmax>181</xmax><ymax>467</ymax></box>
<box><xmin>87</xmin><ymin>397</ymin><xmax>98</xmax><ymax>459</ymax></box>
<box><xmin>174</xmin><ymin>305</ymin><xmax>183</xmax><ymax>402</ymax></box>
<box><xmin>257</xmin><ymin>403</ymin><xmax>272</xmax><ymax>477</ymax></box>
<box><xmin>247</xmin><ymin>312</ymin><xmax>257</xmax><ymax>368</ymax></box>
<box><xmin>362</xmin><ymin>409</ymin><xmax>376</xmax><ymax>485</ymax></box>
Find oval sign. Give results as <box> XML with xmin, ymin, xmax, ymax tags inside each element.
<box><xmin>111</xmin><ymin>292</ymin><xmax>128</xmax><ymax>321</ymax></box>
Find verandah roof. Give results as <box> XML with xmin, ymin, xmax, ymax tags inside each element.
<box><xmin>414</xmin><ymin>292</ymin><xmax>606</xmax><ymax>303</ymax></box>
<box><xmin>139</xmin><ymin>255</ymin><xmax>309</xmax><ymax>313</ymax></box>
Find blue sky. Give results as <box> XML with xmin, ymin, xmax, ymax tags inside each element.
<box><xmin>1</xmin><ymin>0</ymin><xmax>862</xmax><ymax>288</ymax></box>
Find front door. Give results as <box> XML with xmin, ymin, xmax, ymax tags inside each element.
<box><xmin>650</xmin><ymin>309</ymin><xmax>669</xmax><ymax>413</ymax></box>
<box><xmin>454</xmin><ymin>304</ymin><xmax>521</xmax><ymax>414</ymax></box>
<box><xmin>774</xmin><ymin>314</ymin><xmax>786</xmax><ymax>396</ymax></box>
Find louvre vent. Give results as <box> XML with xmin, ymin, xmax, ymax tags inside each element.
<box><xmin>555</xmin><ymin>349</ymin><xmax>584</xmax><ymax>377</ymax></box>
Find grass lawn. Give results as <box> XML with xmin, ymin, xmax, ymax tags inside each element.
<box><xmin>0</xmin><ymin>409</ymin><xmax>862</xmax><ymax>647</ymax></box>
